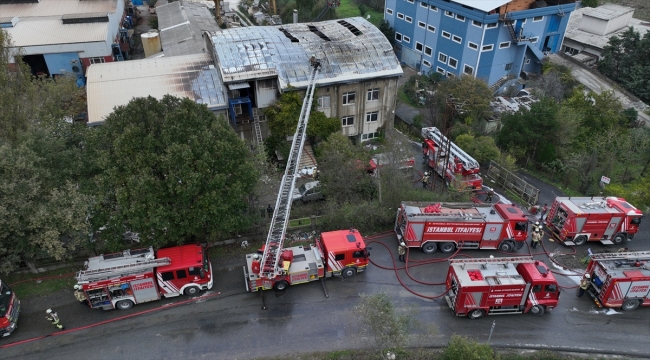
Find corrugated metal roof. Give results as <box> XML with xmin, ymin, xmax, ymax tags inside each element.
<box><xmin>157</xmin><ymin>1</ymin><xmax>221</xmax><ymax>57</ymax></box>
<box><xmin>451</xmin><ymin>0</ymin><xmax>511</xmax><ymax>13</ymax></box>
<box><xmin>86</xmin><ymin>53</ymin><xmax>228</xmax><ymax>125</ymax></box>
<box><xmin>4</xmin><ymin>17</ymin><xmax>109</xmax><ymax>47</ymax></box>
<box><xmin>564</xmin><ymin>6</ymin><xmax>649</xmax><ymax>51</ymax></box>
<box><xmin>0</xmin><ymin>0</ymin><xmax>117</xmax><ymax>18</ymax></box>
<box><xmin>207</xmin><ymin>17</ymin><xmax>402</xmax><ymax>89</ymax></box>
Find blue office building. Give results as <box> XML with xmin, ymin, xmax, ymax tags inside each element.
<box><xmin>384</xmin><ymin>0</ymin><xmax>578</xmax><ymax>91</ymax></box>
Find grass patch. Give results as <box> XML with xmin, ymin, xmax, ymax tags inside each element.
<box><xmin>289</xmin><ymin>217</ymin><xmax>312</xmax><ymax>227</ymax></box>
<box><xmin>335</xmin><ymin>0</ymin><xmax>362</xmax><ymax>18</ymax></box>
<box><xmin>5</xmin><ymin>265</ymin><xmax>79</xmax><ymax>299</ymax></box>
<box><xmin>399</xmin><ymin>88</ymin><xmax>424</xmax><ymax>108</ymax></box>
<box><xmin>518</xmin><ymin>167</ymin><xmax>582</xmax><ymax>197</ymax></box>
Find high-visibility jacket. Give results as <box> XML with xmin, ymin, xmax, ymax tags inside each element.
<box><xmin>398</xmin><ymin>245</ymin><xmax>406</xmax><ymax>255</ymax></box>
<box><xmin>580</xmin><ymin>279</ymin><xmax>589</xmax><ymax>290</ymax></box>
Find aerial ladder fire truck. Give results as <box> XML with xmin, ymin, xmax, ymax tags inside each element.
<box><xmin>243</xmin><ymin>58</ymin><xmax>369</xmax><ymax>294</ymax></box>
<box><xmin>421</xmin><ymin>127</ymin><xmax>483</xmax><ymax>190</ymax></box>
<box><xmin>583</xmin><ymin>251</ymin><xmax>650</xmax><ymax>311</ymax></box>
<box><xmin>0</xmin><ymin>279</ymin><xmax>20</xmax><ymax>337</ymax></box>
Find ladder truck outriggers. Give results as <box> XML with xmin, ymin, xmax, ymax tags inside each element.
<box><xmin>445</xmin><ymin>256</ymin><xmax>560</xmax><ymax>319</ymax></box>
<box><xmin>243</xmin><ymin>57</ymin><xmax>370</xmax><ymax>293</ymax></box>
<box><xmin>545</xmin><ymin>196</ymin><xmax>644</xmax><ymax>246</ymax></box>
<box><xmin>421</xmin><ymin>127</ymin><xmax>483</xmax><ymax>190</ymax></box>
<box><xmin>75</xmin><ymin>244</ymin><xmax>213</xmax><ymax>310</ymax></box>
<box><xmin>583</xmin><ymin>251</ymin><xmax>650</xmax><ymax>311</ymax></box>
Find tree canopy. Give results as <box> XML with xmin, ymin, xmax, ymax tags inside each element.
<box><xmin>92</xmin><ymin>96</ymin><xmax>258</xmax><ymax>249</ymax></box>
<box><xmin>434</xmin><ymin>76</ymin><xmax>493</xmax><ymax>128</ymax></box>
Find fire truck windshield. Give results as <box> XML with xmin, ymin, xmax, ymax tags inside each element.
<box><xmin>0</xmin><ymin>283</ymin><xmax>13</xmax><ymax>317</ymax></box>
<box><xmin>631</xmin><ymin>217</ymin><xmax>642</xmax><ymax>225</ymax></box>
<box><xmin>515</xmin><ymin>222</ymin><xmax>527</xmax><ymax>231</ymax></box>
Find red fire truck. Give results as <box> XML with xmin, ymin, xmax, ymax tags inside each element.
<box><xmin>244</xmin><ymin>229</ymin><xmax>369</xmax><ymax>292</ymax></box>
<box><xmin>545</xmin><ymin>196</ymin><xmax>644</xmax><ymax>246</ymax></box>
<box><xmin>445</xmin><ymin>257</ymin><xmax>560</xmax><ymax>319</ymax></box>
<box><xmin>584</xmin><ymin>251</ymin><xmax>650</xmax><ymax>311</ymax></box>
<box><xmin>421</xmin><ymin>127</ymin><xmax>482</xmax><ymax>190</ymax></box>
<box><xmin>75</xmin><ymin>244</ymin><xmax>213</xmax><ymax>310</ymax></box>
<box><xmin>395</xmin><ymin>201</ymin><xmax>529</xmax><ymax>254</ymax></box>
<box><xmin>0</xmin><ymin>280</ymin><xmax>20</xmax><ymax>337</ymax></box>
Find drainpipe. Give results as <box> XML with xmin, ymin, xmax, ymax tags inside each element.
<box><xmin>293</xmin><ymin>9</ymin><xmax>298</xmax><ymax>24</ymax></box>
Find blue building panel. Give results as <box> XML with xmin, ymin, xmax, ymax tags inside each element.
<box><xmin>43</xmin><ymin>53</ymin><xmax>83</xmax><ymax>78</ymax></box>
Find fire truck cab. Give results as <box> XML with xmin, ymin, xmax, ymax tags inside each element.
<box><xmin>545</xmin><ymin>197</ymin><xmax>644</xmax><ymax>246</ymax></box>
<box><xmin>0</xmin><ymin>280</ymin><xmax>20</xmax><ymax>337</ymax></box>
<box><xmin>76</xmin><ymin>244</ymin><xmax>213</xmax><ymax>310</ymax></box>
<box><xmin>395</xmin><ymin>202</ymin><xmax>529</xmax><ymax>254</ymax></box>
<box><xmin>445</xmin><ymin>257</ymin><xmax>560</xmax><ymax>319</ymax></box>
<box><xmin>244</xmin><ymin>229</ymin><xmax>369</xmax><ymax>292</ymax></box>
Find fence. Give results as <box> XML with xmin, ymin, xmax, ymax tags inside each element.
<box><xmin>485</xmin><ymin>160</ymin><xmax>540</xmax><ymax>206</ymax></box>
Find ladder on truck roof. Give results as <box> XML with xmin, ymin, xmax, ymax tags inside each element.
<box><xmin>450</xmin><ymin>256</ymin><xmax>535</xmax><ymax>269</ymax></box>
<box><xmin>590</xmin><ymin>251</ymin><xmax>650</xmax><ymax>261</ymax></box>
<box><xmin>408</xmin><ymin>210</ymin><xmax>485</xmax><ymax>220</ymax></box>
<box><xmin>76</xmin><ymin>257</ymin><xmax>171</xmax><ymax>283</ymax></box>
<box><xmin>422</xmin><ymin>127</ymin><xmax>480</xmax><ymax>170</ymax></box>
<box><xmin>259</xmin><ymin>63</ymin><xmax>320</xmax><ymax>280</ymax></box>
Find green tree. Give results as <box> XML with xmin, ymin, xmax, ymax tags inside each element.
<box><xmin>0</xmin><ymin>30</ymin><xmax>34</xmax><ymax>143</ymax></box>
<box><xmin>354</xmin><ymin>293</ymin><xmax>413</xmax><ymax>355</ymax></box>
<box><xmin>434</xmin><ymin>76</ymin><xmax>493</xmax><ymax>130</ymax></box>
<box><xmin>581</xmin><ymin>0</ymin><xmax>598</xmax><ymax>8</ymax></box>
<box><xmin>455</xmin><ymin>134</ymin><xmax>501</xmax><ymax>164</ymax></box>
<box><xmin>378</xmin><ymin>20</ymin><xmax>396</xmax><ymax>44</ymax></box>
<box><xmin>93</xmin><ymin>96</ymin><xmax>257</xmax><ymax>249</ymax></box>
<box><xmin>599</xmin><ymin>27</ymin><xmax>650</xmax><ymax>102</ymax></box>
<box><xmin>441</xmin><ymin>336</ymin><xmax>498</xmax><ymax>360</ymax></box>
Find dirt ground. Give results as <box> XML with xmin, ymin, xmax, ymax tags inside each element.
<box><xmin>549</xmin><ymin>246</ymin><xmax>621</xmax><ymax>271</ymax></box>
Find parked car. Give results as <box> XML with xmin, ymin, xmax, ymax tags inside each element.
<box><xmin>292</xmin><ymin>181</ymin><xmax>323</xmax><ymax>203</ymax></box>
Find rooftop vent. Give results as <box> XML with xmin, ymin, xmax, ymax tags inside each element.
<box><xmin>337</xmin><ymin>20</ymin><xmax>362</xmax><ymax>36</ymax></box>
<box><xmin>0</xmin><ymin>0</ymin><xmax>38</xmax><ymax>4</ymax></box>
<box><xmin>279</xmin><ymin>27</ymin><xmax>299</xmax><ymax>42</ymax></box>
<box><xmin>62</xmin><ymin>12</ymin><xmax>109</xmax><ymax>25</ymax></box>
<box><xmin>308</xmin><ymin>25</ymin><xmax>331</xmax><ymax>41</ymax></box>
<box><xmin>0</xmin><ymin>17</ymin><xmax>19</xmax><ymax>28</ymax></box>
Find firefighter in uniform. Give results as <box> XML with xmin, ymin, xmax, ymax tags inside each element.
<box><xmin>486</xmin><ymin>189</ymin><xmax>494</xmax><ymax>203</ymax></box>
<box><xmin>531</xmin><ymin>229</ymin><xmax>542</xmax><ymax>249</ymax></box>
<box><xmin>422</xmin><ymin>171</ymin><xmax>430</xmax><ymax>189</ymax></box>
<box><xmin>45</xmin><ymin>308</ymin><xmax>64</xmax><ymax>330</ymax></box>
<box><xmin>398</xmin><ymin>242</ymin><xmax>406</xmax><ymax>263</ymax></box>
<box><xmin>73</xmin><ymin>285</ymin><xmax>89</xmax><ymax>306</ymax></box>
<box><xmin>577</xmin><ymin>274</ymin><xmax>590</xmax><ymax>297</ymax></box>
<box><xmin>531</xmin><ymin>221</ymin><xmax>541</xmax><ymax>233</ymax></box>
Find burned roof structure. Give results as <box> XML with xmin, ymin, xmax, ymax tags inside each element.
<box><xmin>205</xmin><ymin>17</ymin><xmax>402</xmax><ymax>89</ymax></box>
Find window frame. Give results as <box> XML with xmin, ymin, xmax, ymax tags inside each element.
<box><xmin>89</xmin><ymin>57</ymin><xmax>105</xmax><ymax>64</ymax></box>
<box><xmin>395</xmin><ymin>32</ymin><xmax>402</xmax><ymax>42</ymax></box>
<box><xmin>441</xmin><ymin>31</ymin><xmax>451</xmax><ymax>39</ymax></box>
<box><xmin>438</xmin><ymin>52</ymin><xmax>448</xmax><ymax>63</ymax></box>
<box><xmin>386</xmin><ymin>8</ymin><xmax>393</xmax><ymax>15</ymax></box>
<box><xmin>427</xmin><ymin>25</ymin><xmax>436</xmax><ymax>33</ymax></box>
<box><xmin>486</xmin><ymin>22</ymin><xmax>497</xmax><ymax>29</ymax></box>
<box><xmin>481</xmin><ymin>44</ymin><xmax>494</xmax><ymax>52</ymax></box>
<box><xmin>342</xmin><ymin>116</ymin><xmax>354</xmax><ymax>127</ymax></box>
<box><xmin>317</xmin><ymin>95</ymin><xmax>331</xmax><ymax>108</ymax></box>
<box><xmin>422</xmin><ymin>59</ymin><xmax>432</xmax><ymax>67</ymax></box>
<box><xmin>397</xmin><ymin>12</ymin><xmax>404</xmax><ymax>20</ymax></box>
<box><xmin>455</xmin><ymin>14</ymin><xmax>465</xmax><ymax>22</ymax></box>
<box><xmin>505</xmin><ymin>63</ymin><xmax>513</xmax><ymax>71</ymax></box>
<box><xmin>366</xmin><ymin>111</ymin><xmax>379</xmax><ymax>122</ymax></box>
<box><xmin>420</xmin><ymin>1</ymin><xmax>427</xmax><ymax>8</ymax></box>
<box><xmin>468</xmin><ymin>41</ymin><xmax>478</xmax><ymax>50</ymax></box>
<box><xmin>415</xmin><ymin>41</ymin><xmax>424</xmax><ymax>52</ymax></box>
<box><xmin>405</xmin><ymin>15</ymin><xmax>413</xmax><ymax>23</ymax></box>
<box><xmin>436</xmin><ymin>67</ymin><xmax>446</xmax><ymax>75</ymax></box>
<box><xmin>342</xmin><ymin>91</ymin><xmax>356</xmax><ymax>105</ymax></box>
<box><xmin>530</xmin><ymin>37</ymin><xmax>539</xmax><ymax>43</ymax></box>
<box><xmin>533</xmin><ymin>15</ymin><xmax>544</xmax><ymax>22</ymax></box>
<box><xmin>446</xmin><ymin>72</ymin><xmax>455</xmax><ymax>78</ymax></box>
<box><xmin>367</xmin><ymin>88</ymin><xmax>379</xmax><ymax>102</ymax></box>
<box><xmin>403</xmin><ymin>35</ymin><xmax>410</xmax><ymax>43</ymax></box>
<box><xmin>463</xmin><ymin>64</ymin><xmax>474</xmax><ymax>75</ymax></box>
<box><xmin>429</xmin><ymin>4</ymin><xmax>438</xmax><ymax>11</ymax></box>
<box><xmin>424</xmin><ymin>45</ymin><xmax>432</xmax><ymax>56</ymax></box>
<box><xmin>406</xmin><ymin>0</ymin><xmax>414</xmax><ymax>3</ymax></box>
<box><xmin>445</xmin><ymin>10</ymin><xmax>454</xmax><ymax>18</ymax></box>
<box><xmin>448</xmin><ymin>57</ymin><xmax>458</xmax><ymax>69</ymax></box>
<box><xmin>499</xmin><ymin>41</ymin><xmax>511</xmax><ymax>49</ymax></box>
<box><xmin>472</xmin><ymin>20</ymin><xmax>482</xmax><ymax>28</ymax></box>
<box><xmin>452</xmin><ymin>35</ymin><xmax>462</xmax><ymax>44</ymax></box>
<box><xmin>418</xmin><ymin>21</ymin><xmax>426</xmax><ymax>29</ymax></box>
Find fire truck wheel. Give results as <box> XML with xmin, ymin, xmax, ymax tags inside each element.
<box><xmin>342</xmin><ymin>267</ymin><xmax>357</xmax><ymax>278</ymax></box>
<box><xmin>184</xmin><ymin>286</ymin><xmax>200</xmax><ymax>297</ymax></box>
<box><xmin>116</xmin><ymin>300</ymin><xmax>133</xmax><ymax>310</ymax></box>
<box><xmin>622</xmin><ymin>299</ymin><xmax>640</xmax><ymax>311</ymax></box>
<box><xmin>573</xmin><ymin>235</ymin><xmax>587</xmax><ymax>246</ymax></box>
<box><xmin>529</xmin><ymin>305</ymin><xmax>545</xmax><ymax>316</ymax></box>
<box><xmin>439</xmin><ymin>242</ymin><xmax>456</xmax><ymax>253</ymax></box>
<box><xmin>468</xmin><ymin>309</ymin><xmax>485</xmax><ymax>320</ymax></box>
<box><xmin>274</xmin><ymin>280</ymin><xmax>289</xmax><ymax>291</ymax></box>
<box><xmin>497</xmin><ymin>241</ymin><xmax>514</xmax><ymax>252</ymax></box>
<box><xmin>422</xmin><ymin>243</ymin><xmax>437</xmax><ymax>254</ymax></box>
<box><xmin>612</xmin><ymin>233</ymin><xmax>626</xmax><ymax>245</ymax></box>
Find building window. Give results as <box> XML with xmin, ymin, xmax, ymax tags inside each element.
<box><xmin>395</xmin><ymin>32</ymin><xmax>402</xmax><ymax>41</ymax></box>
<box><xmin>427</xmin><ymin>25</ymin><xmax>436</xmax><ymax>33</ymax></box>
<box><xmin>452</xmin><ymin>35</ymin><xmax>462</xmax><ymax>44</ymax></box>
<box><xmin>445</xmin><ymin>10</ymin><xmax>453</xmax><ymax>17</ymax></box>
<box><xmin>424</xmin><ymin>46</ymin><xmax>432</xmax><ymax>56</ymax></box>
<box><xmin>463</xmin><ymin>64</ymin><xmax>474</xmax><ymax>75</ymax></box>
<box><xmin>405</xmin><ymin>15</ymin><xmax>412</xmax><ymax>23</ymax></box>
<box><xmin>438</xmin><ymin>52</ymin><xmax>447</xmax><ymax>63</ymax></box>
<box><xmin>448</xmin><ymin>57</ymin><xmax>458</xmax><ymax>69</ymax></box>
<box><xmin>481</xmin><ymin>44</ymin><xmax>493</xmax><ymax>52</ymax></box>
<box><xmin>422</xmin><ymin>60</ymin><xmax>432</xmax><ymax>67</ymax></box>
<box><xmin>361</xmin><ymin>132</ymin><xmax>380</xmax><ymax>141</ymax></box>
<box><xmin>386</xmin><ymin>8</ymin><xmax>393</xmax><ymax>15</ymax></box>
<box><xmin>499</xmin><ymin>41</ymin><xmax>511</xmax><ymax>49</ymax></box>
<box><xmin>89</xmin><ymin>57</ymin><xmax>105</xmax><ymax>64</ymax></box>
<box><xmin>455</xmin><ymin>14</ymin><xmax>465</xmax><ymax>21</ymax></box>
<box><xmin>447</xmin><ymin>72</ymin><xmax>455</xmax><ymax>78</ymax></box>
<box><xmin>486</xmin><ymin>22</ymin><xmax>497</xmax><ymax>29</ymax></box>
<box><xmin>533</xmin><ymin>16</ymin><xmax>543</xmax><ymax>22</ymax></box>
<box><xmin>415</xmin><ymin>42</ymin><xmax>423</xmax><ymax>52</ymax></box>
<box><xmin>530</xmin><ymin>37</ymin><xmax>539</xmax><ymax>43</ymax></box>
<box><xmin>342</xmin><ymin>91</ymin><xmax>356</xmax><ymax>105</ymax></box>
<box><xmin>366</xmin><ymin>111</ymin><xmax>378</xmax><ymax>122</ymax></box>
<box><xmin>407</xmin><ymin>0</ymin><xmax>414</xmax><ymax>3</ymax></box>
<box><xmin>342</xmin><ymin>116</ymin><xmax>354</xmax><ymax>126</ymax></box>
<box><xmin>420</xmin><ymin>1</ymin><xmax>427</xmax><ymax>7</ymax></box>
<box><xmin>418</xmin><ymin>21</ymin><xmax>426</xmax><ymax>28</ymax></box>
<box><xmin>472</xmin><ymin>20</ymin><xmax>482</xmax><ymax>27</ymax></box>
<box><xmin>442</xmin><ymin>31</ymin><xmax>451</xmax><ymax>39</ymax></box>
<box><xmin>318</xmin><ymin>95</ymin><xmax>330</xmax><ymax>108</ymax></box>
<box><xmin>367</xmin><ymin>88</ymin><xmax>379</xmax><ymax>101</ymax></box>
<box><xmin>397</xmin><ymin>12</ymin><xmax>404</xmax><ymax>20</ymax></box>
<box><xmin>505</xmin><ymin>63</ymin><xmax>513</xmax><ymax>70</ymax></box>
<box><xmin>468</xmin><ymin>41</ymin><xmax>478</xmax><ymax>50</ymax></box>
<box><xmin>429</xmin><ymin>4</ymin><xmax>437</xmax><ymax>11</ymax></box>
<box><xmin>525</xmin><ymin>58</ymin><xmax>531</xmax><ymax>64</ymax></box>
<box><xmin>403</xmin><ymin>35</ymin><xmax>410</xmax><ymax>43</ymax></box>
<box><xmin>436</xmin><ymin>67</ymin><xmax>446</xmax><ymax>75</ymax></box>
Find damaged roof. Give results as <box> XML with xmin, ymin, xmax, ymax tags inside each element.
<box><xmin>206</xmin><ymin>17</ymin><xmax>402</xmax><ymax>89</ymax></box>
<box><xmin>157</xmin><ymin>1</ymin><xmax>221</xmax><ymax>57</ymax></box>
<box><xmin>86</xmin><ymin>53</ymin><xmax>227</xmax><ymax>125</ymax></box>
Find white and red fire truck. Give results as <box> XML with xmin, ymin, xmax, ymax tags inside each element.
<box><xmin>584</xmin><ymin>251</ymin><xmax>650</xmax><ymax>311</ymax></box>
<box><xmin>395</xmin><ymin>201</ymin><xmax>529</xmax><ymax>254</ymax></box>
<box><xmin>244</xmin><ymin>229</ymin><xmax>369</xmax><ymax>291</ymax></box>
<box><xmin>75</xmin><ymin>244</ymin><xmax>213</xmax><ymax>310</ymax></box>
<box><xmin>545</xmin><ymin>196</ymin><xmax>644</xmax><ymax>246</ymax></box>
<box><xmin>421</xmin><ymin>127</ymin><xmax>482</xmax><ymax>190</ymax></box>
<box><xmin>445</xmin><ymin>257</ymin><xmax>560</xmax><ymax>319</ymax></box>
<box><xmin>0</xmin><ymin>280</ymin><xmax>20</xmax><ymax>337</ymax></box>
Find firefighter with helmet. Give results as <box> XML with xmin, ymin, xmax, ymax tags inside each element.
<box><xmin>531</xmin><ymin>221</ymin><xmax>541</xmax><ymax>233</ymax></box>
<box><xmin>398</xmin><ymin>242</ymin><xmax>406</xmax><ymax>263</ymax></box>
<box><xmin>578</xmin><ymin>274</ymin><xmax>590</xmax><ymax>298</ymax></box>
<box><xmin>45</xmin><ymin>308</ymin><xmax>64</xmax><ymax>330</ymax></box>
<box><xmin>73</xmin><ymin>284</ymin><xmax>89</xmax><ymax>306</ymax></box>
<box><xmin>422</xmin><ymin>171</ymin><xmax>430</xmax><ymax>189</ymax></box>
<box><xmin>531</xmin><ymin>229</ymin><xmax>542</xmax><ymax>249</ymax></box>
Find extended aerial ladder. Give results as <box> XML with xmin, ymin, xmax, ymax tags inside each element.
<box><xmin>259</xmin><ymin>61</ymin><xmax>321</xmax><ymax>281</ymax></box>
<box><xmin>422</xmin><ymin>127</ymin><xmax>480</xmax><ymax>171</ymax></box>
